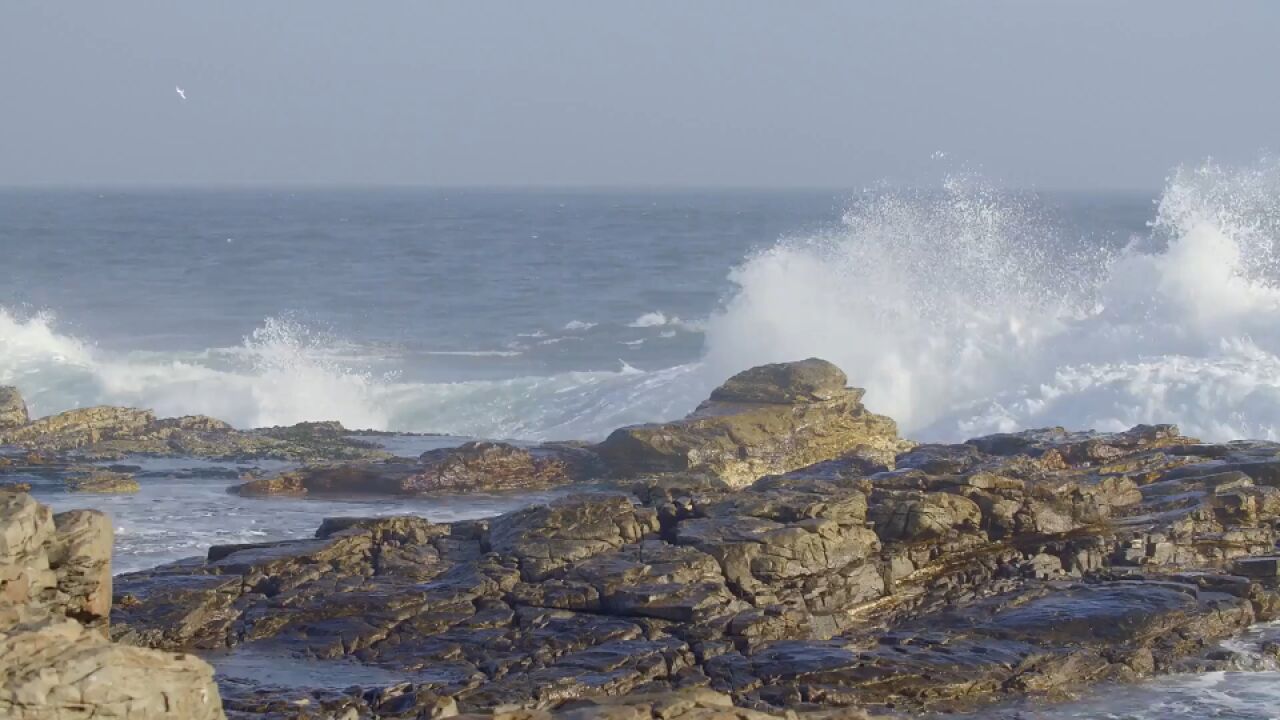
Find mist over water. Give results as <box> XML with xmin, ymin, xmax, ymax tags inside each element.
<box><xmin>3</xmin><ymin>160</ymin><xmax>1280</xmax><ymax>443</ymax></box>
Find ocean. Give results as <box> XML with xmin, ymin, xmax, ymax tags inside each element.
<box><xmin>5</xmin><ymin>159</ymin><xmax>1280</xmax><ymax>717</ymax></box>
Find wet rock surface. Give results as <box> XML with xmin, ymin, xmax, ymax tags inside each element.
<box><xmin>1</xmin><ymin>492</ymin><xmax>225</xmax><ymax>718</ymax></box>
<box><xmin>112</xmin><ymin>415</ymin><xmax>1280</xmax><ymax>717</ymax></box>
<box><xmin>596</xmin><ymin>359</ymin><xmax>910</xmax><ymax>488</ymax></box>
<box><xmin>9</xmin><ymin>361</ymin><xmax>1280</xmax><ymax>718</ymax></box>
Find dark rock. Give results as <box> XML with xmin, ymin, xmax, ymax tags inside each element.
<box><xmin>87</xmin><ymin>365</ymin><xmax>1280</xmax><ymax>717</ymax></box>
<box><xmin>709</xmin><ymin>358</ymin><xmax>851</xmax><ymax>405</ymax></box>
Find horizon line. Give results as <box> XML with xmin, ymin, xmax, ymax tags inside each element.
<box><xmin>0</xmin><ymin>181</ymin><xmax>1161</xmax><ymax>195</ymax></box>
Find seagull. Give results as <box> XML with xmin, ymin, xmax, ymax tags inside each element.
<box><xmin>175</xmin><ymin>86</ymin><xmax>187</xmax><ymax>100</ymax></box>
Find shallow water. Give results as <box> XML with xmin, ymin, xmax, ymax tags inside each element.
<box><xmin>20</xmin><ymin>437</ymin><xmax>574</xmax><ymax>574</ymax></box>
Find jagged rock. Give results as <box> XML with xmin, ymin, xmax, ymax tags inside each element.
<box><xmin>1</xmin><ymin>492</ymin><xmax>226</xmax><ymax>718</ymax></box>
<box><xmin>597</xmin><ymin>359</ymin><xmax>909</xmax><ymax>487</ymax></box>
<box><xmin>0</xmin><ymin>387</ymin><xmax>28</xmax><ymax>430</ymax></box>
<box><xmin>6</xmin><ymin>363</ymin><xmax>1260</xmax><ymax>717</ymax></box>
<box><xmin>108</xmin><ymin>412</ymin><xmax>1280</xmax><ymax>716</ymax></box>
<box><xmin>65</xmin><ymin>470</ymin><xmax>140</xmax><ymax>494</ymax></box>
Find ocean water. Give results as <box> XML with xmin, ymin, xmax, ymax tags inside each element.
<box><xmin>6</xmin><ymin>159</ymin><xmax>1280</xmax><ymax>715</ymax></box>
<box><xmin>6</xmin><ymin>161</ymin><xmax>1280</xmax><ymax>444</ymax></box>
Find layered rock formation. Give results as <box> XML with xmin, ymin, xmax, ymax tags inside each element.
<box><xmin>0</xmin><ymin>490</ymin><xmax>225</xmax><ymax>719</ymax></box>
<box><xmin>596</xmin><ymin>359</ymin><xmax>909</xmax><ymax>487</ymax></box>
<box><xmin>111</xmin><ymin>415</ymin><xmax>1280</xmax><ymax>717</ymax></box>
<box><xmin>0</xmin><ymin>388</ymin><xmax>389</xmax><ymax>463</ymax></box>
<box><xmin>8</xmin><ymin>360</ymin><xmax>1280</xmax><ymax>718</ymax></box>
<box><xmin>233</xmin><ymin>441</ymin><xmax>597</xmax><ymax>497</ymax></box>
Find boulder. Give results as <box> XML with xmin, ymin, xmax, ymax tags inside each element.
<box><xmin>0</xmin><ymin>387</ymin><xmax>27</xmax><ymax>430</ymax></box>
<box><xmin>107</xmin><ymin>420</ymin><xmax>1280</xmax><ymax>716</ymax></box>
<box><xmin>709</xmin><ymin>358</ymin><xmax>850</xmax><ymax>404</ymax></box>
<box><xmin>597</xmin><ymin>359</ymin><xmax>909</xmax><ymax>487</ymax></box>
<box><xmin>1</xmin><ymin>616</ymin><xmax>224</xmax><ymax>719</ymax></box>
<box><xmin>0</xmin><ymin>492</ymin><xmax>225</xmax><ymax>718</ymax></box>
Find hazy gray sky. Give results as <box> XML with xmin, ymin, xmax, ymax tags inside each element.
<box><xmin>2</xmin><ymin>1</ymin><xmax>1278</xmax><ymax>189</ymax></box>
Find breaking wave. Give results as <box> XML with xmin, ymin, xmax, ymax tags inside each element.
<box><xmin>703</xmin><ymin>159</ymin><xmax>1280</xmax><ymax>441</ymax></box>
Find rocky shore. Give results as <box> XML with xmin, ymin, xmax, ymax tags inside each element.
<box><xmin>5</xmin><ymin>358</ymin><xmax>1280</xmax><ymax>718</ymax></box>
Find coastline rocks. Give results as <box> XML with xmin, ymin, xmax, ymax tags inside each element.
<box><xmin>596</xmin><ymin>359</ymin><xmax>909</xmax><ymax>487</ymax></box>
<box><xmin>1</xmin><ymin>406</ymin><xmax>156</xmax><ymax>451</ymax></box>
<box><xmin>0</xmin><ymin>492</ymin><xmax>225</xmax><ymax>718</ymax></box>
<box><xmin>0</xmin><ymin>387</ymin><xmax>28</xmax><ymax>430</ymax></box>
<box><xmin>0</xmin><ymin>398</ymin><xmax>390</xmax><ymax>463</ymax></box>
<box><xmin>110</xmin><ymin>412</ymin><xmax>1280</xmax><ymax>716</ymax></box>
<box><xmin>232</xmin><ymin>441</ymin><xmax>594</xmax><ymax>497</ymax></box>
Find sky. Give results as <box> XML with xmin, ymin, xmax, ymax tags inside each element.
<box><xmin>1</xmin><ymin>1</ymin><xmax>1278</xmax><ymax>190</ymax></box>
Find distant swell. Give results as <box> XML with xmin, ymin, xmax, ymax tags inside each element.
<box><xmin>5</xmin><ymin>159</ymin><xmax>1280</xmax><ymax>443</ymax></box>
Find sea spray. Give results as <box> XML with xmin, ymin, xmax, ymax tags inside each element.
<box><xmin>934</xmin><ymin>159</ymin><xmax>1280</xmax><ymax>439</ymax></box>
<box><xmin>700</xmin><ymin>175</ymin><xmax>1105</xmax><ymax>431</ymax></box>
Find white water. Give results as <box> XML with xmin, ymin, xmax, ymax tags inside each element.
<box><xmin>704</xmin><ymin>160</ymin><xmax>1280</xmax><ymax>442</ymax></box>
<box><xmin>4</xmin><ymin>160</ymin><xmax>1280</xmax><ymax>443</ymax></box>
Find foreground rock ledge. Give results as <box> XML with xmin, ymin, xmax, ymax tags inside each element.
<box><xmin>1</xmin><ymin>491</ymin><xmax>225</xmax><ymax>719</ymax></box>
<box><xmin>113</xmin><ymin>417</ymin><xmax>1280</xmax><ymax>717</ymax></box>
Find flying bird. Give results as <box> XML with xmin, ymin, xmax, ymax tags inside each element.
<box><xmin>176</xmin><ymin>86</ymin><xmax>187</xmax><ymax>100</ymax></box>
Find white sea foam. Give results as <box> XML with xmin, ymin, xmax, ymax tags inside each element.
<box><xmin>562</xmin><ymin>320</ymin><xmax>597</xmax><ymax>331</ymax></box>
<box><xmin>627</xmin><ymin>311</ymin><xmax>703</xmax><ymax>331</ymax></box>
<box><xmin>0</xmin><ymin>310</ymin><xmax>698</xmax><ymax>441</ymax></box>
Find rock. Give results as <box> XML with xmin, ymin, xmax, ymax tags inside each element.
<box><xmin>1234</xmin><ymin>556</ymin><xmax>1280</xmax><ymax>578</ymax></box>
<box><xmin>488</xmin><ymin>495</ymin><xmax>660</xmax><ymax>581</ymax></box>
<box><xmin>1</xmin><ymin>616</ymin><xmax>224</xmax><ymax>719</ymax></box>
<box><xmin>0</xmin><ymin>405</ymin><xmax>388</xmax><ymax>464</ymax></box>
<box><xmin>0</xmin><ymin>491</ymin><xmax>226</xmax><ymax>718</ymax></box>
<box><xmin>66</xmin><ymin>470</ymin><xmax>140</xmax><ymax>494</ymax></box>
<box><xmin>85</xmin><ymin>369</ymin><xmax>1280</xmax><ymax>716</ymax></box>
<box><xmin>597</xmin><ymin>359</ymin><xmax>909</xmax><ymax>487</ymax></box>
<box><xmin>0</xmin><ymin>406</ymin><xmax>156</xmax><ymax>451</ymax></box>
<box><xmin>0</xmin><ymin>387</ymin><xmax>28</xmax><ymax>430</ymax></box>
<box><xmin>411</xmin><ymin>441</ymin><xmax>590</xmax><ymax>493</ymax></box>
<box><xmin>709</xmin><ymin>358</ymin><xmax>850</xmax><ymax>404</ymax></box>
<box><xmin>868</xmin><ymin>491</ymin><xmax>983</xmax><ymax>541</ymax></box>
<box><xmin>232</xmin><ymin>441</ymin><xmax>592</xmax><ymax>497</ymax></box>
